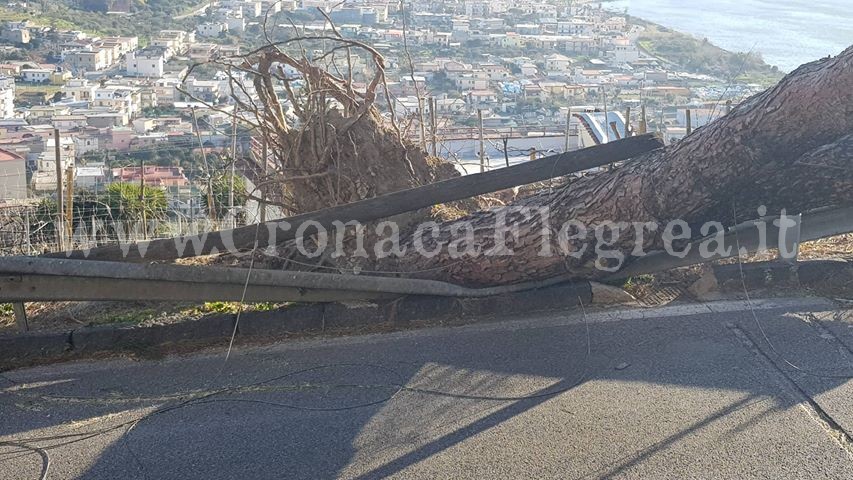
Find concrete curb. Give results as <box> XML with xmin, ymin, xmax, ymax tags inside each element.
<box><xmin>1</xmin><ymin>281</ymin><xmax>592</xmax><ymax>368</ymax></box>
<box><xmin>714</xmin><ymin>259</ymin><xmax>853</xmax><ymax>292</ymax></box>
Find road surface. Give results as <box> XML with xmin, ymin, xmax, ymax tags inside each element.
<box><xmin>175</xmin><ymin>2</ymin><xmax>210</xmax><ymax>20</ymax></box>
<box><xmin>2</xmin><ymin>297</ymin><xmax>853</xmax><ymax>479</ymax></box>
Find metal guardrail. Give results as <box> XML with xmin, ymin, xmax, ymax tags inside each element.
<box><xmin>610</xmin><ymin>206</ymin><xmax>853</xmax><ymax>279</ymax></box>
<box><xmin>3</xmin><ymin>206</ymin><xmax>852</xmax><ymax>331</ymax></box>
<box><xmin>0</xmin><ymin>256</ymin><xmax>573</xmax><ymax>331</ymax></box>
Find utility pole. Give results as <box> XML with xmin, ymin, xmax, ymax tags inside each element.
<box><xmin>417</xmin><ymin>97</ymin><xmax>427</xmax><ymax>151</ymax></box>
<box><xmin>686</xmin><ymin>108</ymin><xmax>692</xmax><ymax>136</ymax></box>
<box><xmin>259</xmin><ymin>137</ymin><xmax>268</xmax><ymax>224</ymax></box>
<box><xmin>639</xmin><ymin>104</ymin><xmax>647</xmax><ymax>134</ymax></box>
<box><xmin>429</xmin><ymin>97</ymin><xmax>437</xmax><ymax>157</ymax></box>
<box><xmin>602</xmin><ymin>87</ymin><xmax>610</xmax><ymax>143</ymax></box>
<box><xmin>229</xmin><ymin>107</ymin><xmax>238</xmax><ymax>229</ymax></box>
<box><xmin>53</xmin><ymin>128</ymin><xmax>64</xmax><ymax>250</ymax></box>
<box><xmin>477</xmin><ymin>109</ymin><xmax>485</xmax><ymax>173</ymax></box>
<box><xmin>191</xmin><ymin>107</ymin><xmax>216</xmax><ymax>222</ymax></box>
<box><xmin>564</xmin><ymin>108</ymin><xmax>572</xmax><ymax>152</ymax></box>
<box><xmin>139</xmin><ymin>158</ymin><xmax>147</xmax><ymax>240</ymax></box>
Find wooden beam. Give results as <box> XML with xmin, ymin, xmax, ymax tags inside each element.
<box><xmin>51</xmin><ymin>134</ymin><xmax>663</xmax><ymax>262</ymax></box>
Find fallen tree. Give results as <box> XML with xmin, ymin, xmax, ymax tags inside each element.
<box><xmin>382</xmin><ymin>47</ymin><xmax>853</xmax><ymax>285</ymax></box>
<box><xmin>53</xmin><ymin>44</ymin><xmax>853</xmax><ymax>287</ymax></box>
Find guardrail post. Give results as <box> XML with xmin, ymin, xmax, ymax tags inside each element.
<box><xmin>778</xmin><ymin>212</ymin><xmax>802</xmax><ymax>264</ymax></box>
<box><xmin>12</xmin><ymin>302</ymin><xmax>28</xmax><ymax>332</ymax></box>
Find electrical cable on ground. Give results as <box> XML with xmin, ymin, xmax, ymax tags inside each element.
<box><xmin>0</xmin><ymin>300</ymin><xmax>591</xmax><ymax>479</ymax></box>
<box><xmin>731</xmin><ymin>202</ymin><xmax>853</xmax><ymax>379</ymax></box>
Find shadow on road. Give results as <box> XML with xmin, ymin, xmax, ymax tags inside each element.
<box><xmin>2</xmin><ymin>300</ymin><xmax>852</xmax><ymax>479</ymax></box>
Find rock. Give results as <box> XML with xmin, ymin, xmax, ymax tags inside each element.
<box><xmin>688</xmin><ymin>268</ymin><xmax>722</xmax><ymax>301</ymax></box>
<box><xmin>590</xmin><ymin>282</ymin><xmax>637</xmax><ymax>305</ymax></box>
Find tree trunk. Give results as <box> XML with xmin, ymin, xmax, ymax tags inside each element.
<box><xmin>382</xmin><ymin>46</ymin><xmax>853</xmax><ymax>286</ymax></box>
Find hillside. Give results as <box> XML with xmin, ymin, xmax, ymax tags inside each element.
<box><xmin>630</xmin><ymin>17</ymin><xmax>785</xmax><ymax>86</ymax></box>
<box><xmin>0</xmin><ymin>0</ymin><xmax>202</xmax><ymax>38</ymax></box>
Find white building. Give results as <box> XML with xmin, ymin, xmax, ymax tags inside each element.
<box><xmin>465</xmin><ymin>1</ymin><xmax>491</xmax><ymax>18</ymax></box>
<box><xmin>74</xmin><ymin>165</ymin><xmax>107</xmax><ymax>190</ymax></box>
<box><xmin>0</xmin><ymin>77</ymin><xmax>15</xmax><ymax>119</ymax></box>
<box><xmin>126</xmin><ymin>47</ymin><xmax>167</xmax><ymax>78</ymax></box>
<box><xmin>73</xmin><ymin>134</ymin><xmax>100</xmax><ymax>158</ymax></box>
<box><xmin>21</xmin><ymin>68</ymin><xmax>52</xmax><ymax>83</ymax></box>
<box><xmin>151</xmin><ymin>30</ymin><xmax>195</xmax><ymax>58</ymax></box>
<box><xmin>61</xmin><ymin>79</ymin><xmax>97</xmax><ymax>102</ymax></box>
<box><xmin>93</xmin><ymin>86</ymin><xmax>142</xmax><ymax>118</ymax></box>
<box><xmin>557</xmin><ymin>20</ymin><xmax>594</xmax><ymax>36</ymax></box>
<box><xmin>608</xmin><ymin>42</ymin><xmax>641</xmax><ymax>64</ymax></box>
<box><xmin>225</xmin><ymin>14</ymin><xmax>246</xmax><ymax>34</ymax></box>
<box><xmin>545</xmin><ymin>54</ymin><xmax>572</xmax><ymax>76</ymax></box>
<box><xmin>0</xmin><ymin>148</ymin><xmax>26</xmax><ymax>200</ymax></box>
<box><xmin>197</xmin><ymin>22</ymin><xmax>228</xmax><ymax>38</ymax></box>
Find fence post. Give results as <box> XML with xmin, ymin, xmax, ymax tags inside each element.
<box><xmin>54</xmin><ymin>128</ymin><xmax>64</xmax><ymax>250</ymax></box>
<box><xmin>477</xmin><ymin>109</ymin><xmax>485</xmax><ymax>173</ymax></box>
<box><xmin>25</xmin><ymin>209</ymin><xmax>31</xmax><ymax>255</ymax></box>
<box><xmin>65</xmin><ymin>165</ymin><xmax>73</xmax><ymax>243</ymax></box>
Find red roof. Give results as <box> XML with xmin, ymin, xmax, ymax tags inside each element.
<box><xmin>111</xmin><ymin>166</ymin><xmax>189</xmax><ymax>187</ymax></box>
<box><xmin>0</xmin><ymin>148</ymin><xmax>24</xmax><ymax>162</ymax></box>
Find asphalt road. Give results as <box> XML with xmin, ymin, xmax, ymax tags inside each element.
<box><xmin>2</xmin><ymin>297</ymin><xmax>853</xmax><ymax>479</ymax></box>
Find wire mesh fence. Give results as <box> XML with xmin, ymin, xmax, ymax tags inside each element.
<box><xmin>0</xmin><ymin>191</ymin><xmax>274</xmax><ymax>256</ymax></box>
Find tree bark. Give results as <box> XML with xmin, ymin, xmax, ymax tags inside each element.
<box><xmin>53</xmin><ymin>136</ymin><xmax>662</xmax><ymax>262</ymax></box>
<box><xmin>382</xmin><ymin>46</ymin><xmax>853</xmax><ymax>286</ymax></box>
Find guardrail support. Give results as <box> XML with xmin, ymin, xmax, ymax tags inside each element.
<box><xmin>778</xmin><ymin>212</ymin><xmax>802</xmax><ymax>264</ymax></box>
<box><xmin>12</xmin><ymin>302</ymin><xmax>27</xmax><ymax>332</ymax></box>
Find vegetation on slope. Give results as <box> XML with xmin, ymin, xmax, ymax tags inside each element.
<box><xmin>632</xmin><ymin>18</ymin><xmax>785</xmax><ymax>85</ymax></box>
<box><xmin>0</xmin><ymin>0</ymin><xmax>200</xmax><ymax>39</ymax></box>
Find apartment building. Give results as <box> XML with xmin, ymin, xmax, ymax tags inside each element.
<box><xmin>126</xmin><ymin>47</ymin><xmax>168</xmax><ymax>78</ymax></box>
<box><xmin>0</xmin><ymin>76</ymin><xmax>14</xmax><ymax>119</ymax></box>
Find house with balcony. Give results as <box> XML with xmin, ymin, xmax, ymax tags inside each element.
<box><xmin>126</xmin><ymin>47</ymin><xmax>167</xmax><ymax>78</ymax></box>
<box><xmin>21</xmin><ymin>68</ymin><xmax>51</xmax><ymax>83</ymax></box>
<box><xmin>545</xmin><ymin>54</ymin><xmax>573</xmax><ymax>77</ymax></box>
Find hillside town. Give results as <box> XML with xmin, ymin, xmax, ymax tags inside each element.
<box><xmin>2</xmin><ymin>3</ymin><xmax>853</xmax><ymax>477</ymax></box>
<box><xmin>0</xmin><ymin>0</ymin><xmax>773</xmax><ymax>214</ymax></box>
